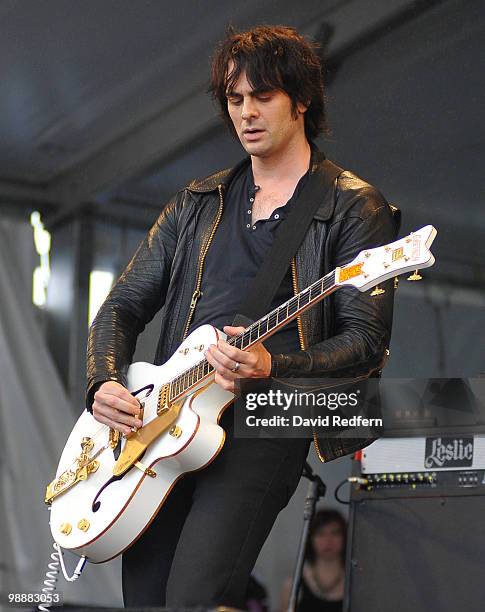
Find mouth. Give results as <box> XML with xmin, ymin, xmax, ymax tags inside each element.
<box><xmin>242</xmin><ymin>128</ymin><xmax>265</xmax><ymax>141</ymax></box>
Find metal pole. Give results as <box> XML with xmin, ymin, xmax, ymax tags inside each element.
<box><xmin>287</xmin><ymin>462</ymin><xmax>327</xmax><ymax>612</ymax></box>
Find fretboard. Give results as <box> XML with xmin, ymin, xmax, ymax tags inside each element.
<box><xmin>168</xmin><ymin>269</ymin><xmax>337</xmax><ymax>401</ymax></box>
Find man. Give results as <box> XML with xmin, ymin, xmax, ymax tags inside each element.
<box><xmin>87</xmin><ymin>25</ymin><xmax>399</xmax><ymax>607</ymax></box>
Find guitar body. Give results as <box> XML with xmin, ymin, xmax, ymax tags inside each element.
<box><xmin>48</xmin><ymin>325</ymin><xmax>234</xmax><ymax>563</ymax></box>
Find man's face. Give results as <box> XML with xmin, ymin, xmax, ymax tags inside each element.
<box><xmin>226</xmin><ymin>67</ymin><xmax>307</xmax><ymax>158</ymax></box>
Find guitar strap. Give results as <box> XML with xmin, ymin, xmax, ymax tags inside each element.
<box><xmin>232</xmin><ymin>157</ymin><xmax>344</xmax><ymax>328</ymax></box>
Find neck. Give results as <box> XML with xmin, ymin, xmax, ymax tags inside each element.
<box><xmin>251</xmin><ymin>135</ymin><xmax>311</xmax><ymax>186</ymax></box>
<box><xmin>314</xmin><ymin>557</ymin><xmax>343</xmax><ymax>570</ymax></box>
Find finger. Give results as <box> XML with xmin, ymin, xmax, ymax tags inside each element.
<box><xmin>205</xmin><ymin>346</ymin><xmax>238</xmax><ymax>380</ymax></box>
<box><xmin>92</xmin><ymin>412</ymin><xmax>132</xmax><ymax>436</ymax></box>
<box><xmin>93</xmin><ymin>401</ymin><xmax>143</xmax><ymax>429</ymax></box>
<box><xmin>208</xmin><ymin>343</ymin><xmax>244</xmax><ymax>372</ymax></box>
<box><xmin>214</xmin><ymin>371</ymin><xmax>235</xmax><ymax>393</ymax></box>
<box><xmin>96</xmin><ymin>385</ymin><xmax>140</xmax><ymax>410</ymax></box>
<box><xmin>109</xmin><ymin>407</ymin><xmax>143</xmax><ymax>429</ymax></box>
<box><xmin>95</xmin><ymin>392</ymin><xmax>141</xmax><ymax>416</ymax></box>
<box><xmin>222</xmin><ymin>325</ymin><xmax>246</xmax><ymax>337</ymax></box>
<box><xmin>214</xmin><ymin>340</ymin><xmax>250</xmax><ymax>368</ymax></box>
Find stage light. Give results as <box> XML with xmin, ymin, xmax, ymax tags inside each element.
<box><xmin>88</xmin><ymin>270</ymin><xmax>114</xmax><ymax>326</ymax></box>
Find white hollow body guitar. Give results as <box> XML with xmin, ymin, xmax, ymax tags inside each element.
<box><xmin>46</xmin><ymin>226</ymin><xmax>437</xmax><ymax>563</ymax></box>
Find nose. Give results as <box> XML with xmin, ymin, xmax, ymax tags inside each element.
<box><xmin>241</xmin><ymin>97</ymin><xmax>259</xmax><ymax>121</ymax></box>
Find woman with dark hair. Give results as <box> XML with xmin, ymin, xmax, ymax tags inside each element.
<box><xmin>280</xmin><ymin>509</ymin><xmax>347</xmax><ymax>612</ymax></box>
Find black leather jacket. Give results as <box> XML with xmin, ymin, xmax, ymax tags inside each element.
<box><xmin>86</xmin><ymin>149</ymin><xmax>400</xmax><ymax>462</ymax></box>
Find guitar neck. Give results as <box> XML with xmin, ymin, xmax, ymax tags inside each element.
<box><xmin>161</xmin><ymin>224</ymin><xmax>438</xmax><ymax>403</ymax></box>
<box><xmin>168</xmin><ymin>269</ymin><xmax>338</xmax><ymax>401</ymax></box>
<box><xmin>230</xmin><ymin>269</ymin><xmax>337</xmax><ymax>350</ymax></box>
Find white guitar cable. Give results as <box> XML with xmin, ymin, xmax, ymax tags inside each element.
<box><xmin>38</xmin><ymin>541</ymin><xmax>86</xmax><ymax>612</ymax></box>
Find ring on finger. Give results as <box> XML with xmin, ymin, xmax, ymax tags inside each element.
<box><xmin>231</xmin><ymin>361</ymin><xmax>240</xmax><ymax>373</ymax></box>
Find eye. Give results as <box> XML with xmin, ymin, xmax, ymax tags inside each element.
<box><xmin>227</xmin><ymin>96</ymin><xmax>242</xmax><ymax>106</ymax></box>
<box><xmin>256</xmin><ymin>94</ymin><xmax>272</xmax><ymax>102</ymax></box>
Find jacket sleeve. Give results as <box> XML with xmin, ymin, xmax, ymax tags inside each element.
<box><xmin>85</xmin><ymin>193</ymin><xmax>181</xmax><ymax>411</ymax></box>
<box><xmin>271</xmin><ymin>197</ymin><xmax>399</xmax><ymax>378</ymax></box>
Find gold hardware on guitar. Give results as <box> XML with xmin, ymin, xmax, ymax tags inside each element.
<box><xmin>169</xmin><ymin>425</ymin><xmax>182</xmax><ymax>438</ymax></box>
<box><xmin>407</xmin><ymin>270</ymin><xmax>423</xmax><ymax>281</ymax></box>
<box><xmin>44</xmin><ymin>439</ymin><xmax>100</xmax><ymax>505</ymax></box>
<box><xmin>134</xmin><ymin>461</ymin><xmax>157</xmax><ymax>478</ymax></box>
<box><xmin>109</xmin><ymin>428</ymin><xmax>120</xmax><ymax>449</ymax></box>
<box><xmin>59</xmin><ymin>523</ymin><xmax>72</xmax><ymax>535</ymax></box>
<box><xmin>157</xmin><ymin>384</ymin><xmax>170</xmax><ymax>415</ymax></box>
<box><xmin>81</xmin><ymin>437</ymin><xmax>94</xmax><ymax>452</ymax></box>
<box><xmin>77</xmin><ymin>519</ymin><xmax>90</xmax><ymax>532</ymax></box>
<box><xmin>371</xmin><ymin>285</ymin><xmax>385</xmax><ymax>296</ymax></box>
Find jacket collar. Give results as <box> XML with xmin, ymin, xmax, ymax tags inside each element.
<box><xmin>187</xmin><ymin>145</ymin><xmax>336</xmax><ymax>221</ymax></box>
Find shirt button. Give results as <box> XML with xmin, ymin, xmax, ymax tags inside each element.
<box><xmin>247</xmin><ymin>209</ymin><xmax>252</xmax><ymax>214</ymax></box>
<box><xmin>274</xmin><ymin>213</ymin><xmax>280</xmax><ymax>219</ymax></box>
<box><xmin>246</xmin><ymin>224</ymin><xmax>251</xmax><ymax>228</ymax></box>
<box><xmin>249</xmin><ymin>197</ymin><xmax>255</xmax><ymax>202</ymax></box>
<box><xmin>252</xmin><ymin>225</ymin><xmax>256</xmax><ymax>230</ymax></box>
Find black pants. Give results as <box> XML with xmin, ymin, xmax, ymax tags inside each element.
<box><xmin>122</xmin><ymin>409</ymin><xmax>310</xmax><ymax>608</ymax></box>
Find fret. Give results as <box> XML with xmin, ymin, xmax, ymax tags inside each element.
<box><xmin>288</xmin><ymin>298</ymin><xmax>298</xmax><ymax>317</ymax></box>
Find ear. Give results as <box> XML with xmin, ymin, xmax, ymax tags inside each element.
<box><xmin>296</xmin><ymin>100</ymin><xmax>309</xmax><ymax>114</ymax></box>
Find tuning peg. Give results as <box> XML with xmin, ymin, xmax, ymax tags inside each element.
<box><xmin>371</xmin><ymin>285</ymin><xmax>385</xmax><ymax>296</ymax></box>
<box><xmin>407</xmin><ymin>269</ymin><xmax>422</xmax><ymax>281</ymax></box>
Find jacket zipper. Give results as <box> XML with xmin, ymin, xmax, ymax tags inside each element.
<box><xmin>291</xmin><ymin>257</ymin><xmax>326</xmax><ymax>463</ymax></box>
<box><xmin>182</xmin><ymin>184</ymin><xmax>225</xmax><ymax>340</ymax></box>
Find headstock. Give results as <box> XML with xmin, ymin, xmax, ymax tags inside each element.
<box><xmin>336</xmin><ymin>225</ymin><xmax>437</xmax><ymax>292</ymax></box>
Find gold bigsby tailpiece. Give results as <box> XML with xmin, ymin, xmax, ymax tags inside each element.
<box><xmin>45</xmin><ymin>437</ymin><xmax>100</xmax><ymax>505</ymax></box>
<box><xmin>112</xmin><ymin>390</ymin><xmax>184</xmax><ymax>477</ymax></box>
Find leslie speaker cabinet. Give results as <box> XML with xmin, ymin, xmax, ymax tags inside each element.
<box><xmin>344</xmin><ymin>435</ymin><xmax>485</xmax><ymax>612</ymax></box>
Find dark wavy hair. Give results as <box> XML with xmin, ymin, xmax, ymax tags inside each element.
<box><xmin>209</xmin><ymin>25</ymin><xmax>328</xmax><ymax>141</ymax></box>
<box><xmin>305</xmin><ymin>509</ymin><xmax>347</xmax><ymax>565</ymax></box>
